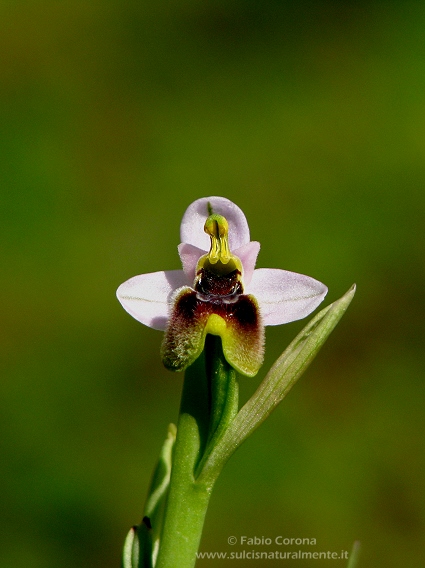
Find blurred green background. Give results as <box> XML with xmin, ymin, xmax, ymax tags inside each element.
<box><xmin>1</xmin><ymin>1</ymin><xmax>424</xmax><ymax>567</ymax></box>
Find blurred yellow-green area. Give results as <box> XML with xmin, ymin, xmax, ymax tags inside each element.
<box><xmin>1</xmin><ymin>2</ymin><xmax>424</xmax><ymax>567</ymax></box>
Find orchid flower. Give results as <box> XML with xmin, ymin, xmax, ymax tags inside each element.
<box><xmin>118</xmin><ymin>197</ymin><xmax>356</xmax><ymax>568</ymax></box>
<box><xmin>117</xmin><ymin>196</ymin><xmax>328</xmax><ymax>377</ymax></box>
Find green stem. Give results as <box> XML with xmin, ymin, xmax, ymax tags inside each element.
<box><xmin>155</xmin><ymin>338</ymin><xmax>238</xmax><ymax>568</ymax></box>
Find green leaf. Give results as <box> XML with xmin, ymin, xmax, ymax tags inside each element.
<box><xmin>197</xmin><ymin>284</ymin><xmax>356</xmax><ymax>485</ymax></box>
<box><xmin>347</xmin><ymin>541</ymin><xmax>361</xmax><ymax>568</ymax></box>
<box><xmin>195</xmin><ymin>335</ymin><xmax>239</xmax><ymax>475</ymax></box>
<box><xmin>122</xmin><ymin>424</ymin><xmax>176</xmax><ymax>568</ymax></box>
<box><xmin>144</xmin><ymin>423</ymin><xmax>176</xmax><ymax>521</ymax></box>
<box><xmin>122</xmin><ymin>521</ymin><xmax>153</xmax><ymax>568</ymax></box>
<box><xmin>122</xmin><ymin>526</ymin><xmax>138</xmax><ymax>568</ymax></box>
